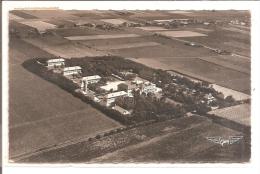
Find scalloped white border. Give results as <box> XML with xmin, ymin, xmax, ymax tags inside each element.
<box><xmin>2</xmin><ymin>1</ymin><xmax>260</xmax><ymax>174</ymax></box>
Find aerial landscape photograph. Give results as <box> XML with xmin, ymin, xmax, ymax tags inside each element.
<box><xmin>8</xmin><ymin>8</ymin><xmax>251</xmax><ymax>163</ymax></box>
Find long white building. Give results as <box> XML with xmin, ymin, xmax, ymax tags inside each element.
<box><xmin>47</xmin><ymin>58</ymin><xmax>65</xmax><ymax>67</ymax></box>
<box><xmin>63</xmin><ymin>66</ymin><xmax>82</xmax><ymax>76</ymax></box>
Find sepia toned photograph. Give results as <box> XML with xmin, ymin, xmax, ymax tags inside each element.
<box><xmin>7</xmin><ymin>7</ymin><xmax>251</xmax><ymax>164</ymax></box>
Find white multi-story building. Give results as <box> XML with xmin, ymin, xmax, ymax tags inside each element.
<box><xmin>47</xmin><ymin>58</ymin><xmax>65</xmax><ymax>67</ymax></box>
<box><xmin>63</xmin><ymin>66</ymin><xmax>82</xmax><ymax>76</ymax></box>
<box><xmin>81</xmin><ymin>75</ymin><xmax>101</xmax><ymax>91</ymax></box>
<box><xmin>103</xmin><ymin>91</ymin><xmax>127</xmax><ymax>107</ymax></box>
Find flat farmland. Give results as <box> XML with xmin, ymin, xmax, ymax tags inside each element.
<box><xmin>100</xmin><ymin>18</ymin><xmax>130</xmax><ymax>25</ymax></box>
<box><xmin>130</xmin><ymin>57</ymin><xmax>250</xmax><ymax>93</ymax></box>
<box><xmin>184</xmin><ymin>28</ymin><xmax>250</xmax><ymax>57</ymax></box>
<box><xmin>19</xmin><ymin>21</ymin><xmax>57</xmax><ymax>32</ymax></box>
<box><xmin>208</xmin><ymin>104</ymin><xmax>250</xmax><ymax>127</ymax></box>
<box><xmin>112</xmin><ymin>43</ymin><xmax>215</xmax><ymax>58</ymax></box>
<box><xmin>92</xmin><ymin>119</ymin><xmax>246</xmax><ymax>163</ymax></box>
<box><xmin>78</xmin><ymin>36</ymin><xmax>154</xmax><ymax>48</ymax></box>
<box><xmin>9</xmin><ymin>14</ymin><xmax>24</xmax><ymax>21</ymax></box>
<box><xmin>96</xmin><ymin>42</ymin><xmax>161</xmax><ymax>50</ymax></box>
<box><xmin>64</xmin><ymin>34</ymin><xmax>141</xmax><ymax>41</ymax></box>
<box><xmin>21</xmin><ymin>116</ymin><xmax>249</xmax><ymax>163</ymax></box>
<box><xmin>156</xmin><ymin>30</ymin><xmax>208</xmax><ymax>38</ymax></box>
<box><xmin>10</xmin><ymin>11</ymin><xmax>38</xmax><ymax>19</ymax></box>
<box><xmin>198</xmin><ymin>55</ymin><xmax>250</xmax><ymax>74</ymax></box>
<box><xmin>212</xmin><ymin>84</ymin><xmax>250</xmax><ymax>101</ymax></box>
<box><xmin>9</xmin><ymin>38</ymin><xmax>122</xmax><ymax>158</ymax></box>
<box><xmin>69</xmin><ymin>10</ymin><xmax>120</xmax><ymax>19</ymax></box>
<box><xmin>129</xmin><ymin>11</ymin><xmax>172</xmax><ymax>20</ymax></box>
<box><xmin>18</xmin><ymin>10</ymin><xmax>78</xmax><ymax>19</ymax></box>
<box><xmin>54</xmin><ymin>28</ymin><xmax>104</xmax><ymax>37</ymax></box>
<box><xmin>136</xmin><ymin>26</ymin><xmax>168</xmax><ymax>31</ymax></box>
<box><xmin>44</xmin><ymin>19</ymin><xmax>75</xmax><ymax>27</ymax></box>
<box><xmin>23</xmin><ymin>36</ymin><xmax>107</xmax><ymax>58</ymax></box>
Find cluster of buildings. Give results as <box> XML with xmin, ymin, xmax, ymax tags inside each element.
<box><xmin>46</xmin><ymin>58</ymin><xmax>162</xmax><ymax>116</ymax></box>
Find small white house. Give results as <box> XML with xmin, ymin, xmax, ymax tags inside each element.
<box><xmin>47</xmin><ymin>58</ymin><xmax>65</xmax><ymax>67</ymax></box>
<box><xmin>63</xmin><ymin>66</ymin><xmax>82</xmax><ymax>76</ymax></box>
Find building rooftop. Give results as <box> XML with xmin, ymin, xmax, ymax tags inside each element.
<box><xmin>47</xmin><ymin>58</ymin><xmax>65</xmax><ymax>63</ymax></box>
<box><xmin>63</xmin><ymin>66</ymin><xmax>82</xmax><ymax>71</ymax></box>
<box><xmin>82</xmin><ymin>75</ymin><xmax>101</xmax><ymax>81</ymax></box>
<box><xmin>106</xmin><ymin>91</ymin><xmax>127</xmax><ymax>99</ymax></box>
<box><xmin>101</xmin><ymin>81</ymin><xmax>126</xmax><ymax>91</ymax></box>
<box><xmin>112</xmin><ymin>105</ymin><xmax>130</xmax><ymax>115</ymax></box>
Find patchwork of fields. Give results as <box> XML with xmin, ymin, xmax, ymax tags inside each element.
<box><xmin>64</xmin><ymin>34</ymin><xmax>141</xmax><ymax>41</ymax></box>
<box><xmin>156</xmin><ymin>30</ymin><xmax>208</xmax><ymax>38</ymax></box>
<box><xmin>8</xmin><ymin>10</ymin><xmax>251</xmax><ymax>162</ymax></box>
<box><xmin>19</xmin><ymin>21</ymin><xmax>57</xmax><ymax>33</ymax></box>
<box><xmin>9</xmin><ymin>38</ymin><xmax>122</xmax><ymax>158</ymax></box>
<box><xmin>20</xmin><ymin>116</ymin><xmax>249</xmax><ymax>163</ymax></box>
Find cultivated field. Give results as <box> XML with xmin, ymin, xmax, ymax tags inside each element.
<box><xmin>19</xmin><ymin>116</ymin><xmax>249</xmax><ymax>163</ymax></box>
<box><xmin>96</xmin><ymin>42</ymin><xmax>161</xmax><ymax>50</ymax></box>
<box><xmin>136</xmin><ymin>26</ymin><xmax>168</xmax><ymax>31</ymax></box>
<box><xmin>17</xmin><ymin>9</ymin><xmax>77</xmax><ymax>19</ymax></box>
<box><xmin>129</xmin><ymin>57</ymin><xmax>250</xmax><ymax>93</ymax></box>
<box><xmin>64</xmin><ymin>34</ymin><xmax>141</xmax><ymax>41</ymax></box>
<box><xmin>212</xmin><ymin>84</ymin><xmax>250</xmax><ymax>100</ymax></box>
<box><xmin>19</xmin><ymin>21</ymin><xmax>57</xmax><ymax>32</ymax></box>
<box><xmin>9</xmin><ymin>13</ymin><xmax>24</xmax><ymax>21</ymax></box>
<box><xmin>9</xmin><ymin>38</ymin><xmax>122</xmax><ymax>158</ymax></box>
<box><xmin>8</xmin><ymin>10</ymin><xmax>251</xmax><ymax>163</ymax></box>
<box><xmin>23</xmin><ymin>36</ymin><xmax>107</xmax><ymax>58</ymax></box>
<box><xmin>208</xmin><ymin>104</ymin><xmax>250</xmax><ymax>127</ymax></box>
<box><xmin>198</xmin><ymin>55</ymin><xmax>250</xmax><ymax>74</ymax></box>
<box><xmin>183</xmin><ymin>28</ymin><xmax>250</xmax><ymax>57</ymax></box>
<box><xmin>77</xmin><ymin>36</ymin><xmax>153</xmax><ymax>48</ymax></box>
<box><xmin>10</xmin><ymin>11</ymin><xmax>38</xmax><ymax>19</ymax></box>
<box><xmin>156</xmin><ymin>30</ymin><xmax>207</xmax><ymax>38</ymax></box>
<box><xmin>100</xmin><ymin>18</ymin><xmax>129</xmax><ymax>25</ymax></box>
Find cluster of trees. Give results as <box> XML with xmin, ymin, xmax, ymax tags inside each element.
<box><xmin>65</xmin><ymin>56</ymin><xmax>155</xmax><ymax>80</ymax></box>
<box><xmin>114</xmin><ymin>91</ymin><xmax>186</xmax><ymax>123</ymax></box>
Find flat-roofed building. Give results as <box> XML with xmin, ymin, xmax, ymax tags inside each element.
<box><xmin>100</xmin><ymin>81</ymin><xmax>126</xmax><ymax>92</ymax></box>
<box><xmin>112</xmin><ymin>105</ymin><xmax>130</xmax><ymax>115</ymax></box>
<box><xmin>47</xmin><ymin>58</ymin><xmax>65</xmax><ymax>67</ymax></box>
<box><xmin>118</xmin><ymin>83</ymin><xmax>138</xmax><ymax>97</ymax></box>
<box><xmin>63</xmin><ymin>66</ymin><xmax>82</xmax><ymax>76</ymax></box>
<box><xmin>103</xmin><ymin>91</ymin><xmax>127</xmax><ymax>107</ymax></box>
<box><xmin>81</xmin><ymin>75</ymin><xmax>101</xmax><ymax>91</ymax></box>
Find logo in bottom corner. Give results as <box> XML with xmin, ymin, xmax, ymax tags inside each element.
<box><xmin>206</xmin><ymin>136</ymin><xmax>243</xmax><ymax>146</ymax></box>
